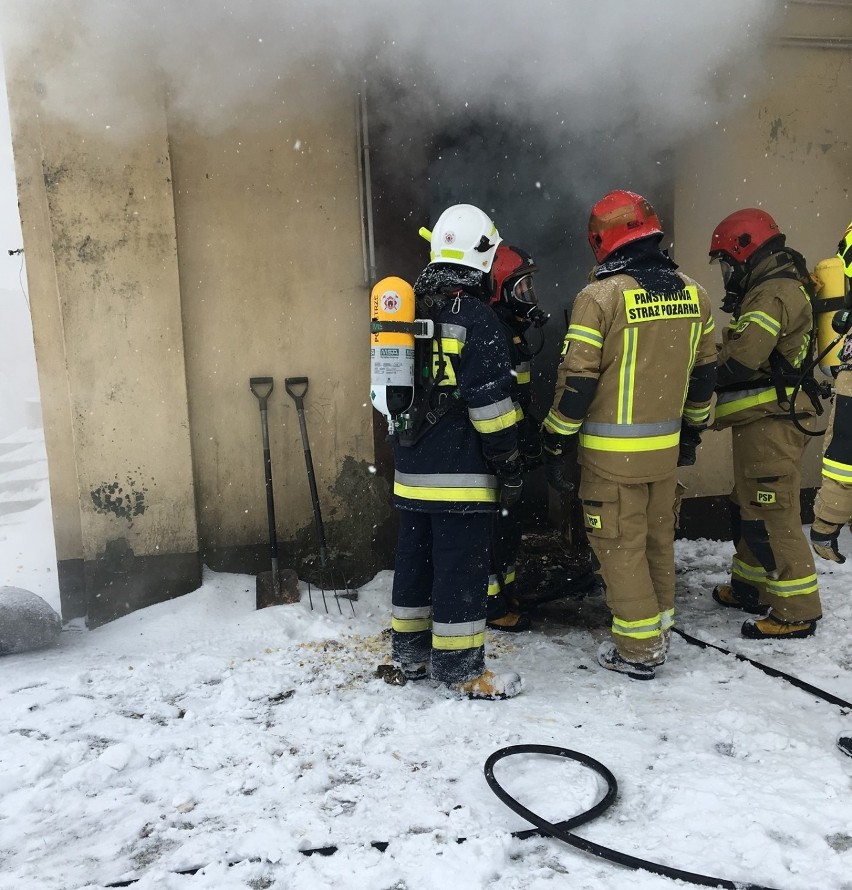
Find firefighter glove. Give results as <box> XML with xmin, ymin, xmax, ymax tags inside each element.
<box><xmin>810</xmin><ymin>520</ymin><xmax>846</xmax><ymax>564</ymax></box>
<box><xmin>542</xmin><ymin>429</ymin><xmax>575</xmax><ymax>492</ymax></box>
<box><xmin>499</xmin><ymin>475</ymin><xmax>524</xmax><ymax>509</ymax></box>
<box><xmin>677</xmin><ymin>423</ymin><xmax>703</xmax><ymax>467</ymax></box>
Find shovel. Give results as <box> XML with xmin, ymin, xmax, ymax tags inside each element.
<box><xmin>284</xmin><ymin>376</ymin><xmax>355</xmax><ymax>614</ymax></box>
<box><xmin>249</xmin><ymin>377</ymin><xmax>299</xmax><ymax>608</ymax></box>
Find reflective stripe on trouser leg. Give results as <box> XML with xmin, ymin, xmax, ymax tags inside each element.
<box><xmin>430</xmin><ymin>511</ymin><xmax>491</xmax><ymax>684</ymax></box>
<box><xmin>731</xmin><ymin>418</ymin><xmax>822</xmax><ymax>622</ymax></box>
<box><xmin>391</xmin><ymin>510</ymin><xmax>433</xmax><ymax>667</ymax></box>
<box><xmin>487</xmin><ymin>504</ymin><xmax>522</xmax><ymax>619</ymax></box>
<box><xmin>730</xmin><ymin>554</ymin><xmax>767</xmax><ymax>607</ymax></box>
<box><xmin>582</xmin><ymin>468</ymin><xmax>673</xmax><ymax>665</ymax></box>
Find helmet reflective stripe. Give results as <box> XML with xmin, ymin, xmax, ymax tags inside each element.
<box><xmin>427</xmin><ymin>204</ymin><xmax>502</xmax><ymax>272</ymax></box>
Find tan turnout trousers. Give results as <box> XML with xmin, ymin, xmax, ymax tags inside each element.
<box><xmin>729</xmin><ymin>417</ymin><xmax>822</xmax><ymax>623</ymax></box>
<box><xmin>580</xmin><ymin>467</ymin><xmax>679</xmax><ymax>664</ymax></box>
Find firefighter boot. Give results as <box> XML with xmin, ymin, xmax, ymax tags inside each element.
<box><xmin>712</xmin><ymin>584</ymin><xmax>765</xmax><ymax>615</ymax></box>
<box><xmin>838</xmin><ymin>735</ymin><xmax>852</xmax><ymax>759</ymax></box>
<box><xmin>741</xmin><ymin>614</ymin><xmax>818</xmax><ymax>640</ymax></box>
<box><xmin>597</xmin><ymin>642</ymin><xmax>655</xmax><ymax>681</ymax></box>
<box><xmin>486</xmin><ymin>611</ymin><xmax>532</xmax><ymax>633</ymax></box>
<box><xmin>452</xmin><ymin>670</ymin><xmax>523</xmax><ymax>700</ymax></box>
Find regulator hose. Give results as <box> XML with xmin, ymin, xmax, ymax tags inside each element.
<box><xmin>485</xmin><ymin>744</ymin><xmax>782</xmax><ymax>890</ymax></box>
<box><xmin>788</xmin><ymin>331</ymin><xmax>843</xmax><ymax>437</ymax></box>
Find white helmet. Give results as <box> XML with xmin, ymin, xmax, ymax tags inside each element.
<box><xmin>422</xmin><ymin>204</ymin><xmax>502</xmax><ymax>272</ymax></box>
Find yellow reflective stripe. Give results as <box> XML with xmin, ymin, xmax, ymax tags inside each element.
<box><xmin>567</xmin><ymin>324</ymin><xmax>604</xmax><ymax>349</ymax></box>
<box><xmin>765</xmin><ymin>574</ymin><xmax>819</xmax><ymax>597</ymax></box>
<box><xmin>714</xmin><ymin>386</ymin><xmax>794</xmax><ymax>420</ymax></box>
<box><xmin>681</xmin><ymin>321</ymin><xmax>703</xmax><ymax>416</ymax></box>
<box><xmin>683</xmin><ymin>405</ymin><xmax>710</xmax><ymax>423</ymax></box>
<box><xmin>394</xmin><ymin>482</ymin><xmax>498</xmax><ymax>502</ymax></box>
<box><xmin>515</xmin><ymin>369</ymin><xmax>531</xmax><ymax>384</ymax></box>
<box><xmin>579</xmin><ymin>431</ymin><xmax>680</xmax><ymax>452</ymax></box>
<box><xmin>432</xmin><ymin>632</ymin><xmax>486</xmax><ymax>650</ymax></box>
<box><xmin>470</xmin><ymin>409</ymin><xmax>517</xmax><ymax>434</ymax></box>
<box><xmin>660</xmin><ymin>608</ymin><xmax>675</xmax><ymax>631</ymax></box>
<box><xmin>431</xmin><ymin>248</ymin><xmax>465</xmax><ymax>261</ymax></box>
<box><xmin>703</xmin><ymin>316</ymin><xmax>715</xmax><ymax>334</ymax></box>
<box><xmin>391</xmin><ymin>616</ymin><xmax>432</xmax><ymax>633</ymax></box>
<box><xmin>471</xmin><ymin>414</ymin><xmax>517</xmax><ymax>433</ymax></box>
<box><xmin>732</xmin><ymin>557</ymin><xmax>767</xmax><ymax>583</ymax></box>
<box><xmin>543</xmin><ymin>410</ymin><xmax>582</xmax><ymax>436</ymax></box>
<box><xmin>736</xmin><ymin>311</ymin><xmax>781</xmax><ymax>337</ymax></box>
<box><xmin>822</xmin><ymin>456</ymin><xmax>852</xmax><ymax>483</ymax></box>
<box><xmin>487</xmin><ymin>566</ymin><xmax>516</xmax><ymax>596</ymax></box>
<box><xmin>618</xmin><ymin>327</ymin><xmax>637</xmax><ymax>424</ymax></box>
<box><xmin>612</xmin><ymin>613</ymin><xmax>662</xmax><ymax>640</ymax></box>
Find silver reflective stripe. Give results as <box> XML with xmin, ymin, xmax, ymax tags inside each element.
<box><xmin>716</xmin><ymin>386</ymin><xmax>773</xmax><ymax>405</ymax></box>
<box><xmin>432</xmin><ymin>619</ymin><xmax>487</xmax><ymax>637</ymax></box>
<box><xmin>441</xmin><ymin>323</ymin><xmax>467</xmax><ymax>343</ymax></box>
<box><xmin>395</xmin><ymin>471</ymin><xmax>498</xmax><ymax>489</ymax></box>
<box><xmin>515</xmin><ymin>361</ymin><xmax>531</xmax><ymax>374</ymax></box>
<box><xmin>468</xmin><ymin>397</ymin><xmax>515</xmax><ymax>421</ymax></box>
<box><xmin>392</xmin><ymin>606</ymin><xmax>432</xmax><ymax>620</ymax></box>
<box><xmin>582</xmin><ymin>419</ymin><xmax>681</xmax><ymax>438</ymax></box>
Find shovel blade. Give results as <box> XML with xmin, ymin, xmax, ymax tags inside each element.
<box><xmin>256</xmin><ymin>568</ymin><xmax>300</xmax><ymax>609</ymax></box>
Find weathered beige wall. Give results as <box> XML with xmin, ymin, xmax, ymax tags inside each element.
<box><xmin>7</xmin><ymin>62</ymin><xmax>201</xmax><ymax>621</ymax></box>
<box><xmin>674</xmin><ymin>4</ymin><xmax>852</xmax><ymax>499</ymax></box>
<box><xmin>167</xmin><ymin>83</ymin><xmax>375</xmax><ymax>566</ymax></box>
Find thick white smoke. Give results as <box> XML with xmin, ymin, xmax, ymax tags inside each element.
<box><xmin>1</xmin><ymin>0</ymin><xmax>778</xmax><ymax>147</ymax></box>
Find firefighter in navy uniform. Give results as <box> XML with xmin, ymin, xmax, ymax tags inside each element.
<box><xmin>542</xmin><ymin>190</ymin><xmax>717</xmax><ymax>679</ymax></box>
<box><xmin>808</xmin><ymin>221</ymin><xmax>852</xmax><ymax>758</ymax></box>
<box><xmin>709</xmin><ymin>209</ymin><xmax>823</xmax><ymax>638</ymax></box>
<box><xmin>386</xmin><ymin>204</ymin><xmax>523</xmax><ymax>700</ymax></box>
<box><xmin>485</xmin><ymin>244</ymin><xmax>548</xmax><ymax>632</ymax></box>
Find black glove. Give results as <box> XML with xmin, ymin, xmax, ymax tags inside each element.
<box><xmin>541</xmin><ymin>429</ymin><xmax>576</xmax><ymax>493</ymax></box>
<box><xmin>810</xmin><ymin>520</ymin><xmax>846</xmax><ymax>564</ymax></box>
<box><xmin>499</xmin><ymin>475</ymin><xmax>524</xmax><ymax>509</ymax></box>
<box><xmin>518</xmin><ymin>415</ymin><xmax>543</xmax><ymax>470</ymax></box>
<box><xmin>677</xmin><ymin>423</ymin><xmax>703</xmax><ymax>467</ymax></box>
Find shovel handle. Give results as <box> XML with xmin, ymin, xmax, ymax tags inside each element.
<box><xmin>250</xmin><ymin>377</ymin><xmax>274</xmax><ymax>407</ymax></box>
<box><xmin>284</xmin><ymin>376</ymin><xmax>309</xmax><ymax>407</ymax></box>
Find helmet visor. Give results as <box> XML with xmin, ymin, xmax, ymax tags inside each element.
<box><xmin>710</xmin><ymin>254</ymin><xmax>737</xmax><ymax>286</ymax></box>
<box><xmin>511</xmin><ymin>274</ymin><xmax>538</xmax><ymax>306</ymax></box>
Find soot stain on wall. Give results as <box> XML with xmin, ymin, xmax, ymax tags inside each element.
<box><xmin>90</xmin><ymin>476</ymin><xmax>149</xmax><ymax>525</ymax></box>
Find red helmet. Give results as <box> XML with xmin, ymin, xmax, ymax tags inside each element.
<box><xmin>587</xmin><ymin>190</ymin><xmax>663</xmax><ymax>263</ymax></box>
<box><xmin>709</xmin><ymin>209</ymin><xmax>781</xmax><ymax>264</ymax></box>
<box><xmin>490</xmin><ymin>244</ymin><xmax>538</xmax><ymax>306</ymax></box>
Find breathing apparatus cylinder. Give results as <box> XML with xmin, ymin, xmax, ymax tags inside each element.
<box><xmin>370</xmin><ymin>277</ymin><xmax>416</xmax><ymax>430</ymax></box>
<box><xmin>813</xmin><ymin>256</ymin><xmax>848</xmax><ymax>378</ymax></box>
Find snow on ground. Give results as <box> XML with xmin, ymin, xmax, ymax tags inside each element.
<box><xmin>1</xmin><ymin>427</ymin><xmax>851</xmax><ymax>890</ymax></box>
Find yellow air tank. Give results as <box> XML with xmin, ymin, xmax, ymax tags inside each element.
<box><xmin>813</xmin><ymin>256</ymin><xmax>847</xmax><ymax>378</ymax></box>
<box><xmin>370</xmin><ymin>277</ymin><xmax>416</xmax><ymax>429</ymax></box>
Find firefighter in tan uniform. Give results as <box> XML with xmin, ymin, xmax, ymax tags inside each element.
<box><xmin>810</xmin><ymin>222</ymin><xmax>852</xmax><ymax>759</ymax></box>
<box><xmin>542</xmin><ymin>190</ymin><xmax>717</xmax><ymax>680</ymax></box>
<box><xmin>810</xmin><ymin>220</ymin><xmax>852</xmax><ymax>567</ymax></box>
<box><xmin>709</xmin><ymin>209</ymin><xmax>823</xmax><ymax>638</ymax></box>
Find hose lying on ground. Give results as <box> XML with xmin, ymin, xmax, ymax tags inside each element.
<box><xmin>106</xmin><ymin>629</ymin><xmax>850</xmax><ymax>887</ymax></box>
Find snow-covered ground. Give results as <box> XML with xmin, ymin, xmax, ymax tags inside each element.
<box><xmin>1</xmin><ymin>426</ymin><xmax>851</xmax><ymax>890</ymax></box>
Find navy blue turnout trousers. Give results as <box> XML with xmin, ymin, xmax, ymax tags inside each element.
<box><xmin>391</xmin><ymin>510</ymin><xmax>490</xmax><ymax>685</ymax></box>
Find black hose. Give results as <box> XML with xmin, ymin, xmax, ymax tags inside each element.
<box><xmin>787</xmin><ymin>332</ymin><xmax>842</xmax><ymax>437</ymax></box>
<box><xmin>484</xmin><ymin>744</ymin><xmax>783</xmax><ymax>890</ymax></box>
<box><xmin>674</xmin><ymin>627</ymin><xmax>852</xmax><ymax>710</ymax></box>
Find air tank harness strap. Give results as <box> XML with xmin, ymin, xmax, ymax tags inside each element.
<box><xmin>768</xmin><ymin>348</ymin><xmax>824</xmax><ymax>416</ymax></box>
<box><xmin>370</xmin><ymin>319</ymin><xmax>434</xmax><ymax>337</ymax></box>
